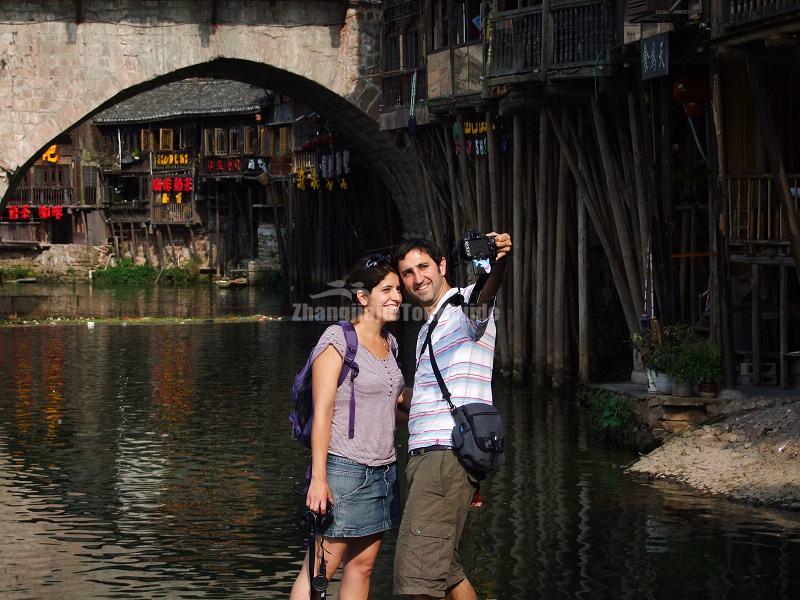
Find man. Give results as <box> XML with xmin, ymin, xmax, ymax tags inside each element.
<box><xmin>393</xmin><ymin>233</ymin><xmax>512</xmax><ymax>600</ymax></box>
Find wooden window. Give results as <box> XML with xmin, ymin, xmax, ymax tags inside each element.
<box><xmin>214</xmin><ymin>128</ymin><xmax>227</xmax><ymax>155</ymax></box>
<box><xmin>229</xmin><ymin>128</ymin><xmax>240</xmax><ymax>154</ymax></box>
<box><xmin>430</xmin><ymin>0</ymin><xmax>449</xmax><ymax>51</ymax></box>
<box><xmin>203</xmin><ymin>128</ymin><xmax>214</xmax><ymax>155</ymax></box>
<box><xmin>258</xmin><ymin>126</ymin><xmax>270</xmax><ymax>157</ymax></box>
<box><xmin>140</xmin><ymin>128</ymin><xmax>153</xmax><ymax>152</ymax></box>
<box><xmin>159</xmin><ymin>128</ymin><xmax>174</xmax><ymax>151</ymax></box>
<box><xmin>243</xmin><ymin>127</ymin><xmax>256</xmax><ymax>154</ymax></box>
<box><xmin>178</xmin><ymin>127</ymin><xmax>190</xmax><ymax>149</ymax></box>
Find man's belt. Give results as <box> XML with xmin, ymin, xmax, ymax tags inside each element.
<box><xmin>408</xmin><ymin>444</ymin><xmax>451</xmax><ymax>457</ymax></box>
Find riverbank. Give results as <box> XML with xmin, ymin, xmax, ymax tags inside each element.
<box><xmin>0</xmin><ymin>314</ymin><xmax>282</xmax><ymax>327</ymax></box>
<box><xmin>628</xmin><ymin>396</ymin><xmax>800</xmax><ymax>510</ymax></box>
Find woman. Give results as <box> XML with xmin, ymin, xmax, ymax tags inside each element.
<box><xmin>290</xmin><ymin>254</ymin><xmax>405</xmax><ymax>600</ymax></box>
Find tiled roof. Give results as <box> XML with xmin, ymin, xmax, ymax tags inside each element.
<box><xmin>94</xmin><ymin>79</ymin><xmax>271</xmax><ymax>124</ymax></box>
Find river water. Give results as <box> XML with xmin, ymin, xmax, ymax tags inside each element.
<box><xmin>1</xmin><ymin>287</ymin><xmax>800</xmax><ymax>598</ymax></box>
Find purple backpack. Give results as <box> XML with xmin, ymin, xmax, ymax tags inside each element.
<box><xmin>290</xmin><ymin>321</ymin><xmax>360</xmax><ymax>447</ymax></box>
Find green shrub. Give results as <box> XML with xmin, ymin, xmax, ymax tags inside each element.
<box><xmin>0</xmin><ymin>266</ymin><xmax>35</xmax><ymax>279</ymax></box>
<box><xmin>92</xmin><ymin>259</ymin><xmax>199</xmax><ymax>286</ymax></box>
<box><xmin>652</xmin><ymin>325</ymin><xmax>721</xmax><ymax>385</ymax></box>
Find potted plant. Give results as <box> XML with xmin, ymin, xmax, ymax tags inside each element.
<box><xmin>694</xmin><ymin>339</ymin><xmax>722</xmax><ymax>398</ymax></box>
<box><xmin>654</xmin><ymin>325</ymin><xmax>699</xmax><ymax>397</ymax></box>
<box><xmin>631</xmin><ymin>320</ymin><xmax>670</xmax><ymax>394</ymax></box>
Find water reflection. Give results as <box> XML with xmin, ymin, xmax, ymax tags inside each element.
<box><xmin>0</xmin><ymin>323</ymin><xmax>799</xmax><ymax>599</ymax></box>
<box><xmin>0</xmin><ymin>282</ymin><xmax>286</xmax><ymax>320</ymax></box>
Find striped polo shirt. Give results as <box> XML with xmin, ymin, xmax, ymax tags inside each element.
<box><xmin>408</xmin><ymin>284</ymin><xmax>496</xmax><ymax>452</ymax></box>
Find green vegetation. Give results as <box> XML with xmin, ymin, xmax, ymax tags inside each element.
<box><xmin>91</xmin><ymin>259</ymin><xmax>199</xmax><ymax>286</ymax></box>
<box><xmin>578</xmin><ymin>385</ymin><xmax>645</xmax><ymax>450</ymax></box>
<box><xmin>0</xmin><ymin>266</ymin><xmax>35</xmax><ymax>280</ymax></box>
<box><xmin>580</xmin><ymin>386</ymin><xmax>634</xmax><ymax>431</ymax></box>
<box><xmin>652</xmin><ymin>324</ymin><xmax>722</xmax><ymax>385</ymax></box>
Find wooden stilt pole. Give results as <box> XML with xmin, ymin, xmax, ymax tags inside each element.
<box><xmin>512</xmin><ymin>113</ymin><xmax>524</xmax><ymax>376</ymax></box>
<box><xmin>745</xmin><ymin>55</ymin><xmax>800</xmax><ymax>283</ymax></box>
<box><xmin>752</xmin><ymin>263</ymin><xmax>761</xmax><ymax>385</ymax></box>
<box><xmin>456</xmin><ymin>113</ymin><xmax>477</xmax><ymax>228</ymax></box>
<box><xmin>487</xmin><ymin>109</ymin><xmax>501</xmax><ymax>232</ymax></box>
<box><xmin>780</xmin><ymin>266</ymin><xmax>788</xmax><ymax>388</ymax></box>
<box><xmin>535</xmin><ymin>111</ymin><xmax>549</xmax><ymax>381</ymax></box>
<box><xmin>578</xmin><ymin>193</ymin><xmax>589</xmax><ymax>382</ymax></box>
<box><xmin>552</xmin><ymin>146</ymin><xmax>569</xmax><ymax>386</ymax></box>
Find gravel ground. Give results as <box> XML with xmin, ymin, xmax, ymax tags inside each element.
<box><xmin>627</xmin><ymin>400</ymin><xmax>800</xmax><ymax>510</ymax></box>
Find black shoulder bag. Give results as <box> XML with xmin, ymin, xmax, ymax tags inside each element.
<box><xmin>419</xmin><ymin>293</ymin><xmax>506</xmax><ymax>480</ymax></box>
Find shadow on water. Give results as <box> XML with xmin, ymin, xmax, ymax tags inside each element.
<box><xmin>1</xmin><ymin>322</ymin><xmax>799</xmax><ymax>598</ymax></box>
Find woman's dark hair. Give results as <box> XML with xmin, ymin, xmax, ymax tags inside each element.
<box><xmin>392</xmin><ymin>238</ymin><xmax>443</xmax><ymax>267</ymax></box>
<box><xmin>344</xmin><ymin>254</ymin><xmax>397</xmax><ymax>301</ymax></box>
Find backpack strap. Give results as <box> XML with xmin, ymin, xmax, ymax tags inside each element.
<box><xmin>337</xmin><ymin>321</ymin><xmax>359</xmax><ymax>439</ymax></box>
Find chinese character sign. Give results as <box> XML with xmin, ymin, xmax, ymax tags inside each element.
<box><xmin>5</xmin><ymin>205</ymin><xmax>63</xmax><ymax>221</ymax></box>
<box><xmin>641</xmin><ymin>33</ymin><xmax>669</xmax><ymax>80</ymax></box>
<box><xmin>152</xmin><ymin>177</ymin><xmax>193</xmax><ymax>204</ymax></box>
<box><xmin>206</xmin><ymin>158</ymin><xmax>242</xmax><ymax>174</ymax></box>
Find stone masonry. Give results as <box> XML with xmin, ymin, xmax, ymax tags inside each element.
<box><xmin>0</xmin><ymin>1</ymin><xmax>425</xmax><ymax>234</ymax></box>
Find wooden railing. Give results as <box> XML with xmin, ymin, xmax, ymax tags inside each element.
<box><xmin>7</xmin><ymin>186</ymin><xmax>74</xmax><ymax>206</ymax></box>
<box><xmin>727</xmin><ymin>0</ymin><xmax>800</xmax><ymax>25</ymax></box>
<box><xmin>486</xmin><ymin>7</ymin><xmax>543</xmax><ymax>78</ymax></box>
<box><xmin>551</xmin><ymin>0</ymin><xmax>611</xmax><ymax>65</ymax></box>
<box><xmin>382</xmin><ymin>68</ymin><xmax>427</xmax><ymax>110</ymax></box>
<box><xmin>151</xmin><ymin>203</ymin><xmax>193</xmax><ymax>224</ymax></box>
<box><xmin>725</xmin><ymin>174</ymin><xmax>800</xmax><ymax>244</ymax></box>
<box><xmin>486</xmin><ymin>0</ymin><xmax>614</xmax><ymax>80</ymax></box>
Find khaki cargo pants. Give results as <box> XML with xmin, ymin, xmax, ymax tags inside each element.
<box><xmin>393</xmin><ymin>449</ymin><xmax>475</xmax><ymax>598</ymax></box>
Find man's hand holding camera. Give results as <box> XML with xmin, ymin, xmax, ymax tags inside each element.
<box><xmin>488</xmin><ymin>232</ymin><xmax>512</xmax><ymax>262</ymax></box>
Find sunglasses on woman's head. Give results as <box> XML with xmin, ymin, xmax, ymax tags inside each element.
<box><xmin>363</xmin><ymin>254</ymin><xmax>392</xmax><ymax>269</ymax></box>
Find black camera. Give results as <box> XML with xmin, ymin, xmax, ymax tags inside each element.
<box><xmin>461</xmin><ymin>230</ymin><xmax>497</xmax><ymax>275</ymax></box>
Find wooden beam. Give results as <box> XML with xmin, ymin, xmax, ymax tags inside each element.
<box><xmin>534</xmin><ymin>111</ymin><xmax>549</xmax><ymax>381</ymax></box>
<box><xmin>745</xmin><ymin>55</ymin><xmax>800</xmax><ymax>284</ymax></box>
<box><xmin>487</xmin><ymin>109</ymin><xmax>501</xmax><ymax>232</ymax></box>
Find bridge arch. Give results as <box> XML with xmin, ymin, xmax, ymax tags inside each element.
<box><xmin>0</xmin><ymin>1</ymin><xmax>424</xmax><ymax>233</ymax></box>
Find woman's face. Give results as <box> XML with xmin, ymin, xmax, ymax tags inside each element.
<box><xmin>358</xmin><ymin>272</ymin><xmax>402</xmax><ymax>323</ymax></box>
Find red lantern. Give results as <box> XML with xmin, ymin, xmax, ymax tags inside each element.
<box><xmin>52</xmin><ymin>206</ymin><xmax>63</xmax><ymax>221</ymax></box>
<box><xmin>8</xmin><ymin>206</ymin><xmax>19</xmax><ymax>220</ymax></box>
<box><xmin>152</xmin><ymin>178</ymin><xmax>163</xmax><ymax>192</ymax></box>
<box><xmin>20</xmin><ymin>205</ymin><xmax>31</xmax><ymax>220</ymax></box>
<box><xmin>38</xmin><ymin>205</ymin><xmax>51</xmax><ymax>220</ymax></box>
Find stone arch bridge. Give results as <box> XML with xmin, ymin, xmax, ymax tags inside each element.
<box><xmin>0</xmin><ymin>0</ymin><xmax>424</xmax><ymax>232</ymax></box>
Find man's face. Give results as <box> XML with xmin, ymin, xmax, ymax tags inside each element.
<box><xmin>397</xmin><ymin>248</ymin><xmax>447</xmax><ymax>308</ymax></box>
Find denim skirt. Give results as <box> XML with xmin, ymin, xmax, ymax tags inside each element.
<box><xmin>325</xmin><ymin>454</ymin><xmax>400</xmax><ymax>538</ymax></box>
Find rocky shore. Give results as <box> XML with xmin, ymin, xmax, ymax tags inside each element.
<box><xmin>628</xmin><ymin>397</ymin><xmax>800</xmax><ymax>510</ymax></box>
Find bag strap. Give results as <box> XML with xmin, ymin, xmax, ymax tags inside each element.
<box><xmin>417</xmin><ymin>293</ymin><xmax>464</xmax><ymax>413</ymax></box>
<box><xmin>337</xmin><ymin>321</ymin><xmax>359</xmax><ymax>439</ymax></box>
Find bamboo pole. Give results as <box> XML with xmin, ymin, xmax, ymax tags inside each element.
<box><xmin>745</xmin><ymin>55</ymin><xmax>800</xmax><ymax>283</ymax></box>
<box><xmin>442</xmin><ymin>123</ymin><xmax>463</xmax><ymax>248</ymax></box>
<box><xmin>455</xmin><ymin>113</ymin><xmax>477</xmax><ymax>228</ymax></box>
<box><xmin>534</xmin><ymin>111</ymin><xmax>550</xmax><ymax>381</ymax></box>
<box><xmin>628</xmin><ymin>93</ymin><xmax>650</xmax><ymax>267</ymax></box>
<box><xmin>547</xmin><ymin>108</ymin><xmax>640</xmax><ymax>334</ymax></box>
<box><xmin>552</xmin><ymin>145</ymin><xmax>569</xmax><ymax>386</ymax></box>
<box><xmin>590</xmin><ymin>99</ymin><xmax>643</xmax><ymax>316</ymax></box>
<box><xmin>578</xmin><ymin>193</ymin><xmax>589</xmax><ymax>382</ymax></box>
<box><xmin>487</xmin><ymin>109</ymin><xmax>501</xmax><ymax>232</ymax></box>
<box><xmin>512</xmin><ymin>114</ymin><xmax>524</xmax><ymax>376</ymax></box>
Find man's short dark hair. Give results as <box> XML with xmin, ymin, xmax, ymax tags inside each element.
<box><xmin>392</xmin><ymin>238</ymin><xmax>443</xmax><ymax>267</ymax></box>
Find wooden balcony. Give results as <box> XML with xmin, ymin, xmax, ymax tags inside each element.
<box><xmin>8</xmin><ymin>186</ymin><xmax>74</xmax><ymax>206</ymax></box>
<box><xmin>726</xmin><ymin>0</ymin><xmax>800</xmax><ymax>27</ymax></box>
<box><xmin>151</xmin><ymin>202</ymin><xmax>193</xmax><ymax>225</ymax></box>
<box><xmin>427</xmin><ymin>43</ymin><xmax>483</xmax><ymax>101</ymax></box>
<box><xmin>382</xmin><ymin>68</ymin><xmax>427</xmax><ymax>111</ymax></box>
<box><xmin>486</xmin><ymin>0</ymin><xmax>617</xmax><ymax>85</ymax></box>
<box><xmin>725</xmin><ymin>174</ymin><xmax>800</xmax><ymax>248</ymax></box>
